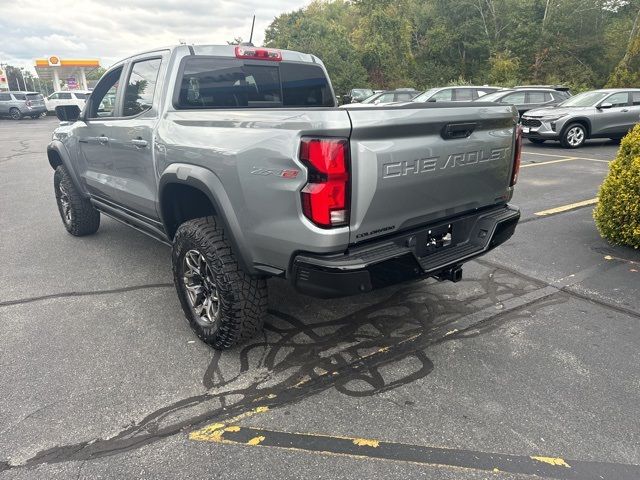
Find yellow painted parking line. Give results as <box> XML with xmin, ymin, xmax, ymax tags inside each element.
<box><xmin>521</xmin><ymin>157</ymin><xmax>578</xmax><ymax>168</ymax></box>
<box><xmin>525</xmin><ymin>151</ymin><xmax>611</xmax><ymax>163</ymax></box>
<box><xmin>188</xmin><ymin>424</ymin><xmax>640</xmax><ymax>479</ymax></box>
<box><xmin>535</xmin><ymin>198</ymin><xmax>598</xmax><ymax>217</ymax></box>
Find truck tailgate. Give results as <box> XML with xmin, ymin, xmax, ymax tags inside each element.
<box><xmin>346</xmin><ymin>103</ymin><xmax>517</xmax><ymax>244</ymax></box>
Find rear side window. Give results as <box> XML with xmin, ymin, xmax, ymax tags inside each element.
<box><xmin>13</xmin><ymin>94</ymin><xmax>26</xmax><ymax>101</ymax></box>
<box><xmin>74</xmin><ymin>93</ymin><xmax>89</xmax><ymax>99</ymax></box>
<box><xmin>58</xmin><ymin>93</ymin><xmax>73</xmax><ymax>100</ymax></box>
<box><xmin>527</xmin><ymin>91</ymin><xmax>551</xmax><ymax>103</ymax></box>
<box><xmin>453</xmin><ymin>88</ymin><xmax>474</xmax><ymax>101</ymax></box>
<box><xmin>632</xmin><ymin>92</ymin><xmax>640</xmax><ymax>106</ymax></box>
<box><xmin>176</xmin><ymin>57</ymin><xmax>334</xmax><ymax>109</ymax></box>
<box><xmin>26</xmin><ymin>93</ymin><xmax>43</xmax><ymax>100</ymax></box>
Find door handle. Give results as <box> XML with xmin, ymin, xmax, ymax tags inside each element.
<box><xmin>97</xmin><ymin>135</ymin><xmax>109</xmax><ymax>144</ymax></box>
<box><xmin>621</xmin><ymin>108</ymin><xmax>629</xmax><ymax>112</ymax></box>
<box><xmin>131</xmin><ymin>138</ymin><xmax>148</xmax><ymax>148</ymax></box>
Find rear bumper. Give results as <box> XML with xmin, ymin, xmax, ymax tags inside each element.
<box><xmin>292</xmin><ymin>204</ymin><xmax>520</xmax><ymax>298</ymax></box>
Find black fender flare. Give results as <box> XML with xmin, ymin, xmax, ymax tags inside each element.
<box><xmin>158</xmin><ymin>163</ymin><xmax>255</xmax><ymax>274</ymax></box>
<box><xmin>47</xmin><ymin>141</ymin><xmax>87</xmax><ymax>197</ymax></box>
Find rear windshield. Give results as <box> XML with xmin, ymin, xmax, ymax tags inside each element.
<box><xmin>176</xmin><ymin>57</ymin><xmax>334</xmax><ymax>109</ymax></box>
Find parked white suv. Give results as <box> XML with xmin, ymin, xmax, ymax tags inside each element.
<box><xmin>45</xmin><ymin>91</ymin><xmax>91</xmax><ymax>113</ymax></box>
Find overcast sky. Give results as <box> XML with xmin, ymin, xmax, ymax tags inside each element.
<box><xmin>1</xmin><ymin>0</ymin><xmax>308</xmax><ymax>73</ymax></box>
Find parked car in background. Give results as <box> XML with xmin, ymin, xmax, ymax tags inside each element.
<box><xmin>343</xmin><ymin>88</ymin><xmax>374</xmax><ymax>104</ymax></box>
<box><xmin>45</xmin><ymin>90</ymin><xmax>92</xmax><ymax>113</ymax></box>
<box><xmin>476</xmin><ymin>87</ymin><xmax>571</xmax><ymax>116</ymax></box>
<box><xmin>342</xmin><ymin>88</ymin><xmax>419</xmax><ymax>107</ymax></box>
<box><xmin>45</xmin><ymin>90</ymin><xmax>91</xmax><ymax>113</ymax></box>
<box><xmin>521</xmin><ymin>88</ymin><xmax>640</xmax><ymax>148</ymax></box>
<box><xmin>413</xmin><ymin>86</ymin><xmax>500</xmax><ymax>103</ymax></box>
<box><xmin>0</xmin><ymin>91</ymin><xmax>47</xmax><ymax>119</ymax></box>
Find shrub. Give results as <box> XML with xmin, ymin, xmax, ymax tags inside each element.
<box><xmin>593</xmin><ymin>125</ymin><xmax>640</xmax><ymax>249</ymax></box>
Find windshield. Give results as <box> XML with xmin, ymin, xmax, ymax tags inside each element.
<box><xmin>475</xmin><ymin>90</ymin><xmax>510</xmax><ymax>102</ymax></box>
<box><xmin>411</xmin><ymin>88</ymin><xmax>439</xmax><ymax>103</ymax></box>
<box><xmin>559</xmin><ymin>91</ymin><xmax>608</xmax><ymax>107</ymax></box>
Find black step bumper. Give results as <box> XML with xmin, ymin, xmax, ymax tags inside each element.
<box><xmin>292</xmin><ymin>204</ymin><xmax>520</xmax><ymax>298</ymax></box>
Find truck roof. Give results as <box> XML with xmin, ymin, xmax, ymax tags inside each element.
<box><xmin>115</xmin><ymin>44</ymin><xmax>323</xmax><ymax>67</ymax></box>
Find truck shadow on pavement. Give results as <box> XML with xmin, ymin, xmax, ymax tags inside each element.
<box><xmin>11</xmin><ymin>266</ymin><xmax>562</xmax><ymax>470</ymax></box>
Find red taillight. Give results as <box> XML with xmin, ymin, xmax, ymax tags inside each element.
<box><xmin>300</xmin><ymin>138</ymin><xmax>349</xmax><ymax>228</ymax></box>
<box><xmin>25</xmin><ymin>100</ymin><xmax>32</xmax><ymax>107</ymax></box>
<box><xmin>235</xmin><ymin>46</ymin><xmax>282</xmax><ymax>62</ymax></box>
<box><xmin>511</xmin><ymin>124</ymin><xmax>523</xmax><ymax>186</ymax></box>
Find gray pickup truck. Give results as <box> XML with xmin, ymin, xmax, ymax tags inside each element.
<box><xmin>48</xmin><ymin>44</ymin><xmax>521</xmax><ymax>349</ymax></box>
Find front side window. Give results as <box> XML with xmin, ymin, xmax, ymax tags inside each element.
<box><xmin>0</xmin><ymin>93</ymin><xmax>11</xmax><ymax>101</ymax></box>
<box><xmin>605</xmin><ymin>92</ymin><xmax>629</xmax><ymax>108</ymax></box>
<box><xmin>176</xmin><ymin>57</ymin><xmax>333</xmax><ymax>109</ymax></box>
<box><xmin>502</xmin><ymin>92</ymin><xmax>526</xmax><ymax>104</ymax></box>
<box><xmin>123</xmin><ymin>58</ymin><xmax>162</xmax><ymax>117</ymax></box>
<box><xmin>431</xmin><ymin>89</ymin><xmax>453</xmax><ymax>101</ymax></box>
<box><xmin>88</xmin><ymin>67</ymin><xmax>122</xmax><ymax>119</ymax></box>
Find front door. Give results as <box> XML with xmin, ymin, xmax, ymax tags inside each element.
<box><xmin>107</xmin><ymin>55</ymin><xmax>166</xmax><ymax>219</ymax></box>
<box><xmin>74</xmin><ymin>66</ymin><xmax>124</xmax><ymax>202</ymax></box>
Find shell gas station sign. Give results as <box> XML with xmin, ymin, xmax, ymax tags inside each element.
<box><xmin>34</xmin><ymin>56</ymin><xmax>100</xmax><ymax>92</ymax></box>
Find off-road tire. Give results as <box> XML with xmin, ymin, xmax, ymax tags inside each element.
<box><xmin>9</xmin><ymin>108</ymin><xmax>21</xmax><ymax>120</ymax></box>
<box><xmin>560</xmin><ymin>123</ymin><xmax>587</xmax><ymax>149</ymax></box>
<box><xmin>527</xmin><ymin>138</ymin><xmax>546</xmax><ymax>144</ymax></box>
<box><xmin>54</xmin><ymin>166</ymin><xmax>100</xmax><ymax>236</ymax></box>
<box><xmin>172</xmin><ymin>216</ymin><xmax>268</xmax><ymax>349</ymax></box>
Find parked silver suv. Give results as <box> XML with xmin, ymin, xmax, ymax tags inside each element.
<box><xmin>0</xmin><ymin>91</ymin><xmax>47</xmax><ymax>119</ymax></box>
<box><xmin>521</xmin><ymin>88</ymin><xmax>640</xmax><ymax>148</ymax></box>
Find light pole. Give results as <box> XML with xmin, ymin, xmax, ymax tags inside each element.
<box><xmin>19</xmin><ymin>68</ymin><xmax>28</xmax><ymax>91</ymax></box>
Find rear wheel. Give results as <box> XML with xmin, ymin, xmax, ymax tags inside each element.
<box><xmin>54</xmin><ymin>166</ymin><xmax>101</xmax><ymax>236</ymax></box>
<box><xmin>560</xmin><ymin>123</ymin><xmax>586</xmax><ymax>149</ymax></box>
<box><xmin>172</xmin><ymin>216</ymin><xmax>268</xmax><ymax>349</ymax></box>
<box><xmin>9</xmin><ymin>108</ymin><xmax>21</xmax><ymax>120</ymax></box>
<box><xmin>527</xmin><ymin>138</ymin><xmax>546</xmax><ymax>144</ymax></box>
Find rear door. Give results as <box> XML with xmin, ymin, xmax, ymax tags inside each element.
<box><xmin>107</xmin><ymin>54</ymin><xmax>166</xmax><ymax>218</ymax></box>
<box><xmin>346</xmin><ymin>105</ymin><xmax>516</xmax><ymax>244</ymax></box>
<box><xmin>592</xmin><ymin>92</ymin><xmax>632</xmax><ymax>136</ymax></box>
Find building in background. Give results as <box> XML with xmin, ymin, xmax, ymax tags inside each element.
<box><xmin>34</xmin><ymin>56</ymin><xmax>100</xmax><ymax>92</ymax></box>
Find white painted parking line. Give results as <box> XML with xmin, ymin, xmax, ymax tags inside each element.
<box><xmin>521</xmin><ymin>157</ymin><xmax>578</xmax><ymax>168</ymax></box>
<box><xmin>524</xmin><ymin>151</ymin><xmax>611</xmax><ymax>163</ymax></box>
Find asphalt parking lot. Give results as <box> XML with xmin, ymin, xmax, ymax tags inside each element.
<box><xmin>1</xmin><ymin>117</ymin><xmax>639</xmax><ymax>479</ymax></box>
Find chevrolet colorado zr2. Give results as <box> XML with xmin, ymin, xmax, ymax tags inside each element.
<box><xmin>48</xmin><ymin>44</ymin><xmax>522</xmax><ymax>349</ymax></box>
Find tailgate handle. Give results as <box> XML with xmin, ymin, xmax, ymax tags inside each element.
<box><xmin>442</xmin><ymin>122</ymin><xmax>477</xmax><ymax>140</ymax></box>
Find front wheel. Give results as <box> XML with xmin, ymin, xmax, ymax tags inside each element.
<box><xmin>527</xmin><ymin>138</ymin><xmax>546</xmax><ymax>144</ymax></box>
<box><xmin>560</xmin><ymin>123</ymin><xmax>586</xmax><ymax>149</ymax></box>
<box><xmin>172</xmin><ymin>216</ymin><xmax>268</xmax><ymax>349</ymax></box>
<box><xmin>54</xmin><ymin>166</ymin><xmax>101</xmax><ymax>236</ymax></box>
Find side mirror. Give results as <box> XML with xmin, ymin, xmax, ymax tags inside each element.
<box><xmin>427</xmin><ymin>97</ymin><xmax>437</xmax><ymax>102</ymax></box>
<box><xmin>598</xmin><ymin>102</ymin><xmax>613</xmax><ymax>110</ymax></box>
<box><xmin>373</xmin><ymin>100</ymin><xmax>380</xmax><ymax>105</ymax></box>
<box><xmin>55</xmin><ymin>105</ymin><xmax>81</xmax><ymax>122</ymax></box>
<box><xmin>342</xmin><ymin>95</ymin><xmax>352</xmax><ymax>105</ymax></box>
